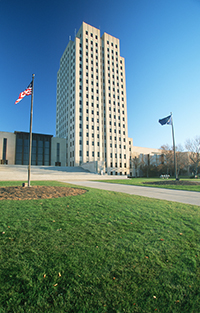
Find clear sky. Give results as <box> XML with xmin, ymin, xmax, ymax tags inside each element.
<box><xmin>1</xmin><ymin>0</ymin><xmax>200</xmax><ymax>149</ymax></box>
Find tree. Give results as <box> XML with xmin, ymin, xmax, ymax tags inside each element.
<box><xmin>132</xmin><ymin>156</ymin><xmax>141</xmax><ymax>177</ymax></box>
<box><xmin>185</xmin><ymin>136</ymin><xmax>200</xmax><ymax>176</ymax></box>
<box><xmin>176</xmin><ymin>144</ymin><xmax>189</xmax><ymax>176</ymax></box>
<box><xmin>139</xmin><ymin>154</ymin><xmax>159</xmax><ymax>178</ymax></box>
<box><xmin>159</xmin><ymin>144</ymin><xmax>174</xmax><ymax>176</ymax></box>
<box><xmin>159</xmin><ymin>144</ymin><xmax>189</xmax><ymax>177</ymax></box>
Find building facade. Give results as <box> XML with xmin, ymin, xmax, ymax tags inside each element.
<box><xmin>56</xmin><ymin>22</ymin><xmax>130</xmax><ymax>174</ymax></box>
<box><xmin>0</xmin><ymin>131</ymin><xmax>66</xmax><ymax>166</ymax></box>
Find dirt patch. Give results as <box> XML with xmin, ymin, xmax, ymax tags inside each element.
<box><xmin>143</xmin><ymin>180</ymin><xmax>200</xmax><ymax>186</ymax></box>
<box><xmin>0</xmin><ymin>186</ymin><xmax>87</xmax><ymax>200</ymax></box>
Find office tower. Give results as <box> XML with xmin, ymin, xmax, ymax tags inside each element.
<box><xmin>56</xmin><ymin>22</ymin><xmax>130</xmax><ymax>174</ymax></box>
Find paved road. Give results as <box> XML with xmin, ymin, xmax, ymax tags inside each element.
<box><xmin>64</xmin><ymin>180</ymin><xmax>200</xmax><ymax>206</ymax></box>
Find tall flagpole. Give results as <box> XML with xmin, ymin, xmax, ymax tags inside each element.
<box><xmin>28</xmin><ymin>74</ymin><xmax>35</xmax><ymax>187</ymax></box>
<box><xmin>170</xmin><ymin>112</ymin><xmax>178</xmax><ymax>180</ymax></box>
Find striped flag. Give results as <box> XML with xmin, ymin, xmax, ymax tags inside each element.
<box><xmin>15</xmin><ymin>81</ymin><xmax>32</xmax><ymax>104</ymax></box>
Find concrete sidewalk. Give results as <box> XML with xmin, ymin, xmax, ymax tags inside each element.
<box><xmin>1</xmin><ymin>165</ymin><xmax>200</xmax><ymax>206</ymax></box>
<box><xmin>64</xmin><ymin>180</ymin><xmax>200</xmax><ymax>207</ymax></box>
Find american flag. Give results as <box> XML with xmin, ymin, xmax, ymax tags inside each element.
<box><xmin>15</xmin><ymin>81</ymin><xmax>32</xmax><ymax>104</ymax></box>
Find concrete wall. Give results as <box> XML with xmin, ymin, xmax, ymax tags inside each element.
<box><xmin>51</xmin><ymin>137</ymin><xmax>66</xmax><ymax>166</ymax></box>
<box><xmin>0</xmin><ymin>132</ymin><xmax>16</xmax><ymax>165</ymax></box>
<box><xmin>81</xmin><ymin>160</ymin><xmax>105</xmax><ymax>173</ymax></box>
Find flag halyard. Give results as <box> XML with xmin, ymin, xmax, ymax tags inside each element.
<box><xmin>15</xmin><ymin>81</ymin><xmax>33</xmax><ymax>104</ymax></box>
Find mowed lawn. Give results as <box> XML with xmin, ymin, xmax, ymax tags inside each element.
<box><xmin>98</xmin><ymin>178</ymin><xmax>200</xmax><ymax>192</ymax></box>
<box><xmin>0</xmin><ymin>181</ymin><xmax>199</xmax><ymax>313</ymax></box>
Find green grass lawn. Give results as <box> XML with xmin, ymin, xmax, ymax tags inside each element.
<box><xmin>0</xmin><ymin>181</ymin><xmax>199</xmax><ymax>312</ymax></box>
<box><xmin>98</xmin><ymin>178</ymin><xmax>200</xmax><ymax>192</ymax></box>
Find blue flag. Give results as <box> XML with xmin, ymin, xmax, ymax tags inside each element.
<box><xmin>159</xmin><ymin>115</ymin><xmax>172</xmax><ymax>126</ymax></box>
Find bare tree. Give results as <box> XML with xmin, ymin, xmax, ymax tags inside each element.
<box><xmin>159</xmin><ymin>144</ymin><xmax>189</xmax><ymax>176</ymax></box>
<box><xmin>176</xmin><ymin>144</ymin><xmax>189</xmax><ymax>176</ymax></box>
<box><xmin>185</xmin><ymin>136</ymin><xmax>200</xmax><ymax>176</ymax></box>
<box><xmin>132</xmin><ymin>156</ymin><xmax>141</xmax><ymax>177</ymax></box>
<box><xmin>139</xmin><ymin>154</ymin><xmax>158</xmax><ymax>177</ymax></box>
<box><xmin>160</xmin><ymin>144</ymin><xmax>174</xmax><ymax>175</ymax></box>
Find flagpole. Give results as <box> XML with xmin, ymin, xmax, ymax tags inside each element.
<box><xmin>170</xmin><ymin>112</ymin><xmax>178</xmax><ymax>180</ymax></box>
<box><xmin>28</xmin><ymin>74</ymin><xmax>35</xmax><ymax>187</ymax></box>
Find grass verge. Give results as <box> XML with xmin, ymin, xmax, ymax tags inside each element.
<box><xmin>97</xmin><ymin>178</ymin><xmax>200</xmax><ymax>192</ymax></box>
<box><xmin>0</xmin><ymin>181</ymin><xmax>199</xmax><ymax>312</ymax></box>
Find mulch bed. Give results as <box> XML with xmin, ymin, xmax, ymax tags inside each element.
<box><xmin>143</xmin><ymin>180</ymin><xmax>200</xmax><ymax>186</ymax></box>
<box><xmin>0</xmin><ymin>186</ymin><xmax>87</xmax><ymax>200</ymax></box>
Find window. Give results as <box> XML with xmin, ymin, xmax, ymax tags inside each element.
<box><xmin>56</xmin><ymin>143</ymin><xmax>60</xmax><ymax>163</ymax></box>
<box><xmin>2</xmin><ymin>138</ymin><xmax>7</xmax><ymax>161</ymax></box>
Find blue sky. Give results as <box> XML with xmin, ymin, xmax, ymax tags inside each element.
<box><xmin>1</xmin><ymin>0</ymin><xmax>200</xmax><ymax>149</ymax></box>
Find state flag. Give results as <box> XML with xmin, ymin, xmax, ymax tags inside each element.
<box><xmin>158</xmin><ymin>115</ymin><xmax>172</xmax><ymax>126</ymax></box>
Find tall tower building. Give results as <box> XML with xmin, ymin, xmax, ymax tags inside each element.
<box><xmin>56</xmin><ymin>22</ymin><xmax>130</xmax><ymax>174</ymax></box>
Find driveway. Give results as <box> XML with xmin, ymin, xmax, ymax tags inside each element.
<box><xmin>64</xmin><ymin>180</ymin><xmax>200</xmax><ymax>207</ymax></box>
